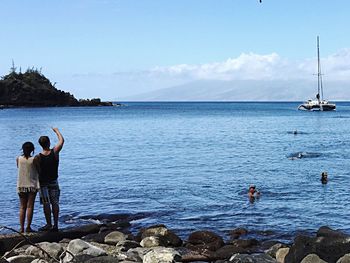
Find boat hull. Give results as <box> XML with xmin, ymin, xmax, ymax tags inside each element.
<box><xmin>298</xmin><ymin>103</ymin><xmax>336</xmax><ymax>111</ymax></box>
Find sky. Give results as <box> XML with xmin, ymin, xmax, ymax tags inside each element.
<box><xmin>1</xmin><ymin>0</ymin><xmax>350</xmax><ymax>100</ymax></box>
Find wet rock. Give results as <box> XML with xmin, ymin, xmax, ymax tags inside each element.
<box><xmin>115</xmin><ymin>240</ymin><xmax>140</xmax><ymax>252</ymax></box>
<box><xmin>5</xmin><ymin>255</ymin><xmax>36</xmax><ymax>263</ymax></box>
<box><xmin>138</xmin><ymin>224</ymin><xmax>182</xmax><ymax>247</ymax></box>
<box><xmin>143</xmin><ymin>247</ymin><xmax>181</xmax><ymax>263</ymax></box>
<box><xmin>229</xmin><ymin>228</ymin><xmax>248</xmax><ymax>240</ymax></box>
<box><xmin>300</xmin><ymin>254</ymin><xmax>327</xmax><ymax>263</ymax></box>
<box><xmin>285</xmin><ymin>229</ymin><xmax>350</xmax><ymax>263</ymax></box>
<box><xmin>25</xmin><ymin>242</ymin><xmax>64</xmax><ymax>259</ymax></box>
<box><xmin>337</xmin><ymin>254</ymin><xmax>350</xmax><ymax>263</ymax></box>
<box><xmin>187</xmin><ymin>230</ymin><xmax>224</xmax><ymax>252</ymax></box>
<box><xmin>214</xmin><ymin>245</ymin><xmax>247</xmax><ymax>260</ymax></box>
<box><xmin>317</xmin><ymin>226</ymin><xmax>349</xmax><ymax>239</ymax></box>
<box><xmin>275</xmin><ymin>248</ymin><xmax>290</xmax><ymax>263</ymax></box>
<box><xmin>265</xmin><ymin>243</ymin><xmax>287</xmax><ymax>258</ymax></box>
<box><xmin>63</xmin><ymin>239</ymin><xmax>107</xmax><ymax>263</ymax></box>
<box><xmin>231</xmin><ymin>239</ymin><xmax>259</xmax><ymax>250</ymax></box>
<box><xmin>228</xmin><ymin>253</ymin><xmax>277</xmax><ymax>263</ymax></box>
<box><xmin>104</xmin><ymin>231</ymin><xmax>127</xmax><ymax>245</ymax></box>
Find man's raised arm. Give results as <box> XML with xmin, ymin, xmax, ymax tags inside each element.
<box><xmin>52</xmin><ymin>127</ymin><xmax>64</xmax><ymax>154</ymax></box>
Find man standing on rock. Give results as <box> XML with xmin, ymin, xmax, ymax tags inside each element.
<box><xmin>37</xmin><ymin>128</ymin><xmax>64</xmax><ymax>232</ymax></box>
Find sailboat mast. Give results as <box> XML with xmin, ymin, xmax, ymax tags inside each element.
<box><xmin>317</xmin><ymin>36</ymin><xmax>322</xmax><ymax>102</ymax></box>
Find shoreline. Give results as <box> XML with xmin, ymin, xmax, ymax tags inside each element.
<box><xmin>1</xmin><ymin>218</ymin><xmax>350</xmax><ymax>262</ymax></box>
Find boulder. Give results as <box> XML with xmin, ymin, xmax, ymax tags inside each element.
<box><xmin>143</xmin><ymin>247</ymin><xmax>181</xmax><ymax>263</ymax></box>
<box><xmin>337</xmin><ymin>254</ymin><xmax>350</xmax><ymax>263</ymax></box>
<box><xmin>214</xmin><ymin>245</ymin><xmax>247</xmax><ymax>260</ymax></box>
<box><xmin>229</xmin><ymin>228</ymin><xmax>248</xmax><ymax>240</ymax></box>
<box><xmin>317</xmin><ymin>226</ymin><xmax>349</xmax><ymax>239</ymax></box>
<box><xmin>137</xmin><ymin>225</ymin><xmax>182</xmax><ymax>247</ymax></box>
<box><xmin>5</xmin><ymin>255</ymin><xmax>36</xmax><ymax>263</ymax></box>
<box><xmin>228</xmin><ymin>253</ymin><xmax>277</xmax><ymax>263</ymax></box>
<box><xmin>115</xmin><ymin>240</ymin><xmax>140</xmax><ymax>252</ymax></box>
<box><xmin>276</xmin><ymin>248</ymin><xmax>290</xmax><ymax>263</ymax></box>
<box><xmin>63</xmin><ymin>239</ymin><xmax>107</xmax><ymax>263</ymax></box>
<box><xmin>231</xmin><ymin>239</ymin><xmax>259</xmax><ymax>249</ymax></box>
<box><xmin>104</xmin><ymin>231</ymin><xmax>127</xmax><ymax>245</ymax></box>
<box><xmin>140</xmin><ymin>236</ymin><xmax>166</xmax><ymax>248</ymax></box>
<box><xmin>25</xmin><ymin>242</ymin><xmax>64</xmax><ymax>259</ymax></box>
<box><xmin>126</xmin><ymin>247</ymin><xmax>152</xmax><ymax>262</ymax></box>
<box><xmin>187</xmin><ymin>230</ymin><xmax>224</xmax><ymax>251</ymax></box>
<box><xmin>285</xmin><ymin>231</ymin><xmax>350</xmax><ymax>263</ymax></box>
<box><xmin>89</xmin><ymin>242</ymin><xmax>120</xmax><ymax>257</ymax></box>
<box><xmin>301</xmin><ymin>254</ymin><xmax>327</xmax><ymax>263</ymax></box>
<box><xmin>265</xmin><ymin>243</ymin><xmax>288</xmax><ymax>259</ymax></box>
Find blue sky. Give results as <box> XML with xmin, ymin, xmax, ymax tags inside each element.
<box><xmin>1</xmin><ymin>0</ymin><xmax>350</xmax><ymax>100</ymax></box>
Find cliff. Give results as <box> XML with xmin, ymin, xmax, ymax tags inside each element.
<box><xmin>0</xmin><ymin>68</ymin><xmax>113</xmax><ymax>107</ymax></box>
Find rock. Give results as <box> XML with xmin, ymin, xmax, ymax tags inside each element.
<box><xmin>187</xmin><ymin>230</ymin><xmax>224</xmax><ymax>252</ymax></box>
<box><xmin>300</xmin><ymin>254</ymin><xmax>327</xmax><ymax>263</ymax></box>
<box><xmin>3</xmin><ymin>245</ymin><xmax>31</xmax><ymax>258</ymax></box>
<box><xmin>104</xmin><ymin>231</ymin><xmax>128</xmax><ymax>245</ymax></box>
<box><xmin>63</xmin><ymin>239</ymin><xmax>107</xmax><ymax>263</ymax></box>
<box><xmin>143</xmin><ymin>247</ymin><xmax>181</xmax><ymax>263</ymax></box>
<box><xmin>31</xmin><ymin>259</ymin><xmax>49</xmax><ymax>263</ymax></box>
<box><xmin>25</xmin><ymin>242</ymin><xmax>64</xmax><ymax>259</ymax></box>
<box><xmin>275</xmin><ymin>248</ymin><xmax>290</xmax><ymax>263</ymax></box>
<box><xmin>89</xmin><ymin>242</ymin><xmax>120</xmax><ymax>257</ymax></box>
<box><xmin>126</xmin><ymin>247</ymin><xmax>152</xmax><ymax>262</ymax></box>
<box><xmin>228</xmin><ymin>253</ymin><xmax>277</xmax><ymax>263</ymax></box>
<box><xmin>229</xmin><ymin>228</ymin><xmax>248</xmax><ymax>240</ymax></box>
<box><xmin>317</xmin><ymin>226</ymin><xmax>349</xmax><ymax>239</ymax></box>
<box><xmin>231</xmin><ymin>239</ymin><xmax>259</xmax><ymax>249</ymax></box>
<box><xmin>115</xmin><ymin>240</ymin><xmax>140</xmax><ymax>252</ymax></box>
<box><xmin>181</xmin><ymin>248</ymin><xmax>216</xmax><ymax>262</ymax></box>
<box><xmin>5</xmin><ymin>255</ymin><xmax>36</xmax><ymax>263</ymax></box>
<box><xmin>337</xmin><ymin>254</ymin><xmax>350</xmax><ymax>263</ymax></box>
<box><xmin>140</xmin><ymin>236</ymin><xmax>166</xmax><ymax>248</ymax></box>
<box><xmin>285</xmin><ymin>231</ymin><xmax>350</xmax><ymax>263</ymax></box>
<box><xmin>85</xmin><ymin>255</ymin><xmax>119</xmax><ymax>263</ymax></box>
<box><xmin>138</xmin><ymin>225</ymin><xmax>182</xmax><ymax>247</ymax></box>
<box><xmin>265</xmin><ymin>243</ymin><xmax>288</xmax><ymax>259</ymax></box>
<box><xmin>214</xmin><ymin>245</ymin><xmax>248</xmax><ymax>260</ymax></box>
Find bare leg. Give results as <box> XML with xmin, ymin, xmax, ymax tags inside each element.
<box><xmin>43</xmin><ymin>203</ymin><xmax>52</xmax><ymax>227</ymax></box>
<box><xmin>19</xmin><ymin>194</ymin><xmax>28</xmax><ymax>233</ymax></box>
<box><xmin>26</xmin><ymin>192</ymin><xmax>37</xmax><ymax>232</ymax></box>
<box><xmin>52</xmin><ymin>204</ymin><xmax>59</xmax><ymax>230</ymax></box>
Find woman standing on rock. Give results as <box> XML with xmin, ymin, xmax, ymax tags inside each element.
<box><xmin>16</xmin><ymin>142</ymin><xmax>40</xmax><ymax>233</ymax></box>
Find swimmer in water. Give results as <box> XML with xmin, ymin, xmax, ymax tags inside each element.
<box><xmin>248</xmin><ymin>185</ymin><xmax>260</xmax><ymax>200</ymax></box>
<box><xmin>321</xmin><ymin>172</ymin><xmax>328</xmax><ymax>184</ymax></box>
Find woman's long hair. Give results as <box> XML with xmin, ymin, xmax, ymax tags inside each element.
<box><xmin>22</xmin><ymin>142</ymin><xmax>35</xmax><ymax>159</ymax></box>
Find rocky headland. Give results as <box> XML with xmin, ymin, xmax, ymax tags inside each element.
<box><xmin>1</xmin><ymin>222</ymin><xmax>350</xmax><ymax>263</ymax></box>
<box><xmin>0</xmin><ymin>68</ymin><xmax>113</xmax><ymax>107</ymax></box>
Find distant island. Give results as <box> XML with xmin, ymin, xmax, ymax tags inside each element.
<box><xmin>0</xmin><ymin>66</ymin><xmax>113</xmax><ymax>107</ymax></box>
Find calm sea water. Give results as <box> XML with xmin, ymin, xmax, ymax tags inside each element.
<box><xmin>1</xmin><ymin>102</ymin><xmax>350</xmax><ymax>241</ymax></box>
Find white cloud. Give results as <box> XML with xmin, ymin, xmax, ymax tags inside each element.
<box><xmin>149</xmin><ymin>49</ymin><xmax>350</xmax><ymax>82</ymax></box>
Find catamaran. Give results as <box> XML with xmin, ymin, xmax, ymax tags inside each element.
<box><xmin>298</xmin><ymin>37</ymin><xmax>336</xmax><ymax>111</ymax></box>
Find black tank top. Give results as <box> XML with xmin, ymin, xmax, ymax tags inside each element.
<box><xmin>39</xmin><ymin>149</ymin><xmax>59</xmax><ymax>185</ymax></box>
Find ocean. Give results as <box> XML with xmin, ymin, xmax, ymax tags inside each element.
<box><xmin>1</xmin><ymin>102</ymin><xmax>350</xmax><ymax>241</ymax></box>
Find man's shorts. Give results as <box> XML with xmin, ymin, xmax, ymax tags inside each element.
<box><xmin>40</xmin><ymin>181</ymin><xmax>60</xmax><ymax>206</ymax></box>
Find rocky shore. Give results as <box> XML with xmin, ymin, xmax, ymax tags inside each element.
<box><xmin>1</xmin><ymin>223</ymin><xmax>350</xmax><ymax>263</ymax></box>
<box><xmin>0</xmin><ymin>68</ymin><xmax>114</xmax><ymax>107</ymax></box>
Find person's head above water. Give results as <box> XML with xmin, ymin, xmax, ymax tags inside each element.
<box><xmin>249</xmin><ymin>185</ymin><xmax>256</xmax><ymax>193</ymax></box>
<box><xmin>38</xmin><ymin>136</ymin><xmax>50</xmax><ymax>149</ymax></box>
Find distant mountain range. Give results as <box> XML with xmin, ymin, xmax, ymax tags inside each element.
<box><xmin>122</xmin><ymin>79</ymin><xmax>350</xmax><ymax>101</ymax></box>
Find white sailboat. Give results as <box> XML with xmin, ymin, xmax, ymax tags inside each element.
<box><xmin>298</xmin><ymin>37</ymin><xmax>336</xmax><ymax>111</ymax></box>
